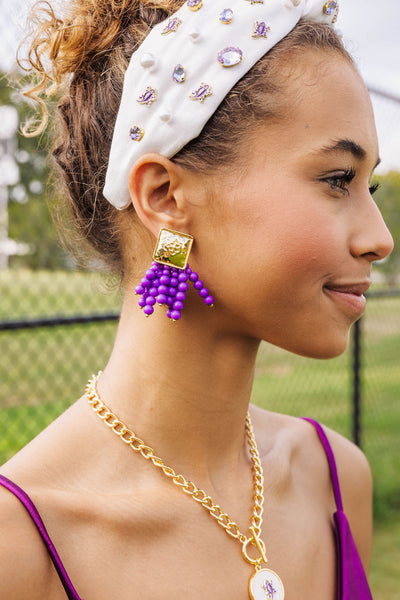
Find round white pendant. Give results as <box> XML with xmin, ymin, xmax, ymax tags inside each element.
<box><xmin>249</xmin><ymin>568</ymin><xmax>284</xmax><ymax>600</ymax></box>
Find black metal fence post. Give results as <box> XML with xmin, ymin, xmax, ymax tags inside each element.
<box><xmin>352</xmin><ymin>318</ymin><xmax>362</xmax><ymax>447</ymax></box>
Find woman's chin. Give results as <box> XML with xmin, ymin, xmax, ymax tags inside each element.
<box><xmin>263</xmin><ymin>331</ymin><xmax>350</xmax><ymax>360</ymax></box>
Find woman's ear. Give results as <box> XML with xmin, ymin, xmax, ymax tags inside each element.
<box><xmin>128</xmin><ymin>153</ymin><xmax>189</xmax><ymax>237</ymax></box>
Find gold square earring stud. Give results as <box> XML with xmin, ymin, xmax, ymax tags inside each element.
<box><xmin>153</xmin><ymin>228</ymin><xmax>194</xmax><ymax>270</ymax></box>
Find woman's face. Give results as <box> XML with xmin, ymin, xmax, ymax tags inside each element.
<box><xmin>193</xmin><ymin>52</ymin><xmax>393</xmax><ymax>358</ymax></box>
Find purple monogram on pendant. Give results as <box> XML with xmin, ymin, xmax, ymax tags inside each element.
<box><xmin>189</xmin><ymin>83</ymin><xmax>213</xmax><ymax>103</ymax></box>
<box><xmin>252</xmin><ymin>21</ymin><xmax>270</xmax><ymax>39</ymax></box>
<box><xmin>137</xmin><ymin>86</ymin><xmax>158</xmax><ymax>106</ymax></box>
<box><xmin>262</xmin><ymin>579</ymin><xmax>277</xmax><ymax>599</ymax></box>
<box><xmin>161</xmin><ymin>17</ymin><xmax>183</xmax><ymax>35</ymax></box>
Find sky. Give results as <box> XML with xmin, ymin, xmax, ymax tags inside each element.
<box><xmin>1</xmin><ymin>0</ymin><xmax>400</xmax><ymax>171</ymax></box>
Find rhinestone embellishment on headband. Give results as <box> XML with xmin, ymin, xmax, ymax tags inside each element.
<box><xmin>129</xmin><ymin>126</ymin><xmax>144</xmax><ymax>141</ymax></box>
<box><xmin>323</xmin><ymin>1</ymin><xmax>339</xmax><ymax>22</ymax></box>
<box><xmin>252</xmin><ymin>22</ymin><xmax>270</xmax><ymax>39</ymax></box>
<box><xmin>161</xmin><ymin>17</ymin><xmax>183</xmax><ymax>35</ymax></box>
<box><xmin>187</xmin><ymin>0</ymin><xmax>203</xmax><ymax>10</ymax></box>
<box><xmin>190</xmin><ymin>83</ymin><xmax>213</xmax><ymax>103</ymax></box>
<box><xmin>220</xmin><ymin>8</ymin><xmax>234</xmax><ymax>24</ymax></box>
<box><xmin>137</xmin><ymin>86</ymin><xmax>158</xmax><ymax>106</ymax></box>
<box><xmin>173</xmin><ymin>65</ymin><xmax>186</xmax><ymax>83</ymax></box>
<box><xmin>217</xmin><ymin>47</ymin><xmax>243</xmax><ymax>67</ymax></box>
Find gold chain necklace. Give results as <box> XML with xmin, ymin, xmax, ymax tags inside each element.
<box><xmin>86</xmin><ymin>373</ymin><xmax>284</xmax><ymax>600</ymax></box>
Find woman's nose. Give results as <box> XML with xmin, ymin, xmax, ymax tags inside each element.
<box><xmin>350</xmin><ymin>196</ymin><xmax>394</xmax><ymax>263</ymax></box>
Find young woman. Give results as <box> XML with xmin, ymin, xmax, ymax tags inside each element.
<box><xmin>0</xmin><ymin>1</ymin><xmax>393</xmax><ymax>599</ymax></box>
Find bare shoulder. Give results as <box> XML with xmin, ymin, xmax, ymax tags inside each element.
<box><xmin>249</xmin><ymin>406</ymin><xmax>373</xmax><ymax>570</ymax></box>
<box><xmin>322</xmin><ymin>425</ymin><xmax>373</xmax><ymax>568</ymax></box>
<box><xmin>0</xmin><ymin>482</ymin><xmax>53</xmax><ymax>599</ymax></box>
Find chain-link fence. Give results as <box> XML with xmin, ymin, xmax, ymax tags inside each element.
<box><xmin>1</xmin><ymin>1</ymin><xmax>400</xmax><ymax>524</ymax></box>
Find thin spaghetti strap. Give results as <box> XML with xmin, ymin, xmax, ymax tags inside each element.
<box><xmin>301</xmin><ymin>418</ymin><xmax>344</xmax><ymax>512</ymax></box>
<box><xmin>0</xmin><ymin>474</ymin><xmax>83</xmax><ymax>600</ymax></box>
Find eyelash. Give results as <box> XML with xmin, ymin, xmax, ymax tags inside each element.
<box><xmin>324</xmin><ymin>169</ymin><xmax>380</xmax><ymax>196</ymax></box>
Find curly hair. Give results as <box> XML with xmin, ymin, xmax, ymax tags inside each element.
<box><xmin>20</xmin><ymin>0</ymin><xmax>354</xmax><ymax>276</ymax></box>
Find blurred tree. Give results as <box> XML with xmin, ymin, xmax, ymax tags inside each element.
<box><xmin>0</xmin><ymin>70</ymin><xmax>68</xmax><ymax>269</ymax></box>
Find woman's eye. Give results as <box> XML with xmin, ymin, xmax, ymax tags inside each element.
<box><xmin>323</xmin><ymin>168</ymin><xmax>356</xmax><ymax>195</ymax></box>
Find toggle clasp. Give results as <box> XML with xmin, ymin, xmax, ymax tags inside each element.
<box><xmin>242</xmin><ymin>527</ymin><xmax>268</xmax><ymax>567</ymax></box>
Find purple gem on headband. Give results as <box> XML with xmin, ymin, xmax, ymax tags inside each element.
<box><xmin>129</xmin><ymin>126</ymin><xmax>144</xmax><ymax>141</ymax></box>
<box><xmin>219</xmin><ymin>8</ymin><xmax>233</xmax><ymax>24</ymax></box>
<box><xmin>161</xmin><ymin>16</ymin><xmax>182</xmax><ymax>35</ymax></box>
<box><xmin>323</xmin><ymin>1</ymin><xmax>338</xmax><ymax>15</ymax></box>
<box><xmin>217</xmin><ymin>47</ymin><xmax>243</xmax><ymax>68</ymax></box>
<box><xmin>173</xmin><ymin>64</ymin><xmax>186</xmax><ymax>83</ymax></box>
<box><xmin>137</xmin><ymin>86</ymin><xmax>158</xmax><ymax>107</ymax></box>
<box><xmin>187</xmin><ymin>0</ymin><xmax>203</xmax><ymax>10</ymax></box>
<box><xmin>189</xmin><ymin>83</ymin><xmax>213</xmax><ymax>103</ymax></box>
<box><xmin>252</xmin><ymin>21</ymin><xmax>270</xmax><ymax>39</ymax></box>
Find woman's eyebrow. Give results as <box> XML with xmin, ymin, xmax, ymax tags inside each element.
<box><xmin>316</xmin><ymin>138</ymin><xmax>381</xmax><ymax>168</ymax></box>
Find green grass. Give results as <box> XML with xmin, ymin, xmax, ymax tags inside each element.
<box><xmin>370</xmin><ymin>518</ymin><xmax>400</xmax><ymax>599</ymax></box>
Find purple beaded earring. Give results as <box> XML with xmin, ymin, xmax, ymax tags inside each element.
<box><xmin>135</xmin><ymin>228</ymin><xmax>214</xmax><ymax>321</ymax></box>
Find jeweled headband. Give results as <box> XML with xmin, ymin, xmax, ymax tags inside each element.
<box><xmin>104</xmin><ymin>0</ymin><xmax>339</xmax><ymax>209</ymax></box>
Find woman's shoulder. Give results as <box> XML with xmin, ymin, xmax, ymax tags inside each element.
<box><xmin>250</xmin><ymin>405</ymin><xmax>373</xmax><ymax>567</ymax></box>
<box><xmin>0</xmin><ymin>476</ymin><xmax>54</xmax><ymax>599</ymax></box>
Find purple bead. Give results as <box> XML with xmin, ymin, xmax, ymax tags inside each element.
<box><xmin>158</xmin><ymin>285</ymin><xmax>169</xmax><ymax>295</ymax></box>
<box><xmin>170</xmin><ymin>277</ymin><xmax>179</xmax><ymax>287</ymax></box>
<box><xmin>141</xmin><ymin>278</ymin><xmax>152</xmax><ymax>287</ymax></box>
<box><xmin>189</xmin><ymin>272</ymin><xmax>198</xmax><ymax>282</ymax></box>
<box><xmin>166</xmin><ymin>296</ymin><xmax>174</xmax><ymax>307</ymax></box>
<box><xmin>204</xmin><ymin>295</ymin><xmax>214</xmax><ymax>305</ymax></box>
<box><xmin>146</xmin><ymin>296</ymin><xmax>156</xmax><ymax>306</ymax></box>
<box><xmin>138</xmin><ymin>298</ymin><xmax>146</xmax><ymax>308</ymax></box>
<box><xmin>185</xmin><ymin>266</ymin><xmax>192</xmax><ymax>274</ymax></box>
<box><xmin>178</xmin><ymin>282</ymin><xmax>189</xmax><ymax>292</ymax></box>
<box><xmin>143</xmin><ymin>305</ymin><xmax>154</xmax><ymax>316</ymax></box>
<box><xmin>173</xmin><ymin>301</ymin><xmax>184</xmax><ymax>311</ymax></box>
<box><xmin>163</xmin><ymin>268</ymin><xmax>171</xmax><ymax>275</ymax></box>
<box><xmin>149</xmin><ymin>287</ymin><xmax>158</xmax><ymax>296</ymax></box>
<box><xmin>152</xmin><ymin>262</ymin><xmax>159</xmax><ymax>268</ymax></box>
<box><xmin>193</xmin><ymin>280</ymin><xmax>203</xmax><ymax>290</ymax></box>
<box><xmin>176</xmin><ymin>291</ymin><xmax>186</xmax><ymax>302</ymax></box>
<box><xmin>169</xmin><ymin>287</ymin><xmax>177</xmax><ymax>297</ymax></box>
<box><xmin>135</xmin><ymin>285</ymin><xmax>145</xmax><ymax>295</ymax></box>
<box><xmin>199</xmin><ymin>287</ymin><xmax>208</xmax><ymax>298</ymax></box>
<box><xmin>160</xmin><ymin>275</ymin><xmax>170</xmax><ymax>285</ymax></box>
<box><xmin>178</xmin><ymin>273</ymin><xmax>188</xmax><ymax>282</ymax></box>
<box><xmin>166</xmin><ymin>309</ymin><xmax>173</xmax><ymax>319</ymax></box>
<box><xmin>171</xmin><ymin>310</ymin><xmax>181</xmax><ymax>321</ymax></box>
<box><xmin>153</xmin><ymin>278</ymin><xmax>160</xmax><ymax>287</ymax></box>
<box><xmin>156</xmin><ymin>294</ymin><xmax>167</xmax><ymax>305</ymax></box>
<box><xmin>146</xmin><ymin>270</ymin><xmax>156</xmax><ymax>280</ymax></box>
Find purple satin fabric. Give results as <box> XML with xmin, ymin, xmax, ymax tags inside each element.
<box><xmin>303</xmin><ymin>418</ymin><xmax>373</xmax><ymax>600</ymax></box>
<box><xmin>0</xmin><ymin>419</ymin><xmax>373</xmax><ymax>599</ymax></box>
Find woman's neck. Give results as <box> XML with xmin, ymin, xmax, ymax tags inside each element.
<box><xmin>98</xmin><ymin>291</ymin><xmax>260</xmax><ymax>487</ymax></box>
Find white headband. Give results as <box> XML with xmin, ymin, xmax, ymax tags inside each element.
<box><xmin>104</xmin><ymin>0</ymin><xmax>339</xmax><ymax>209</ymax></box>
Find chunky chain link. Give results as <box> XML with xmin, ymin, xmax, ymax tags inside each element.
<box><xmin>86</xmin><ymin>372</ymin><xmax>266</xmax><ymax>564</ymax></box>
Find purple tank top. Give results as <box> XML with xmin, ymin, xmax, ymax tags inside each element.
<box><xmin>0</xmin><ymin>419</ymin><xmax>373</xmax><ymax>600</ymax></box>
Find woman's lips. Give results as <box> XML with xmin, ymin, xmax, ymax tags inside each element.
<box><xmin>323</xmin><ymin>281</ymin><xmax>371</xmax><ymax>315</ymax></box>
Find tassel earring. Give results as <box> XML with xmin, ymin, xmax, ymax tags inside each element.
<box><xmin>135</xmin><ymin>228</ymin><xmax>214</xmax><ymax>321</ymax></box>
